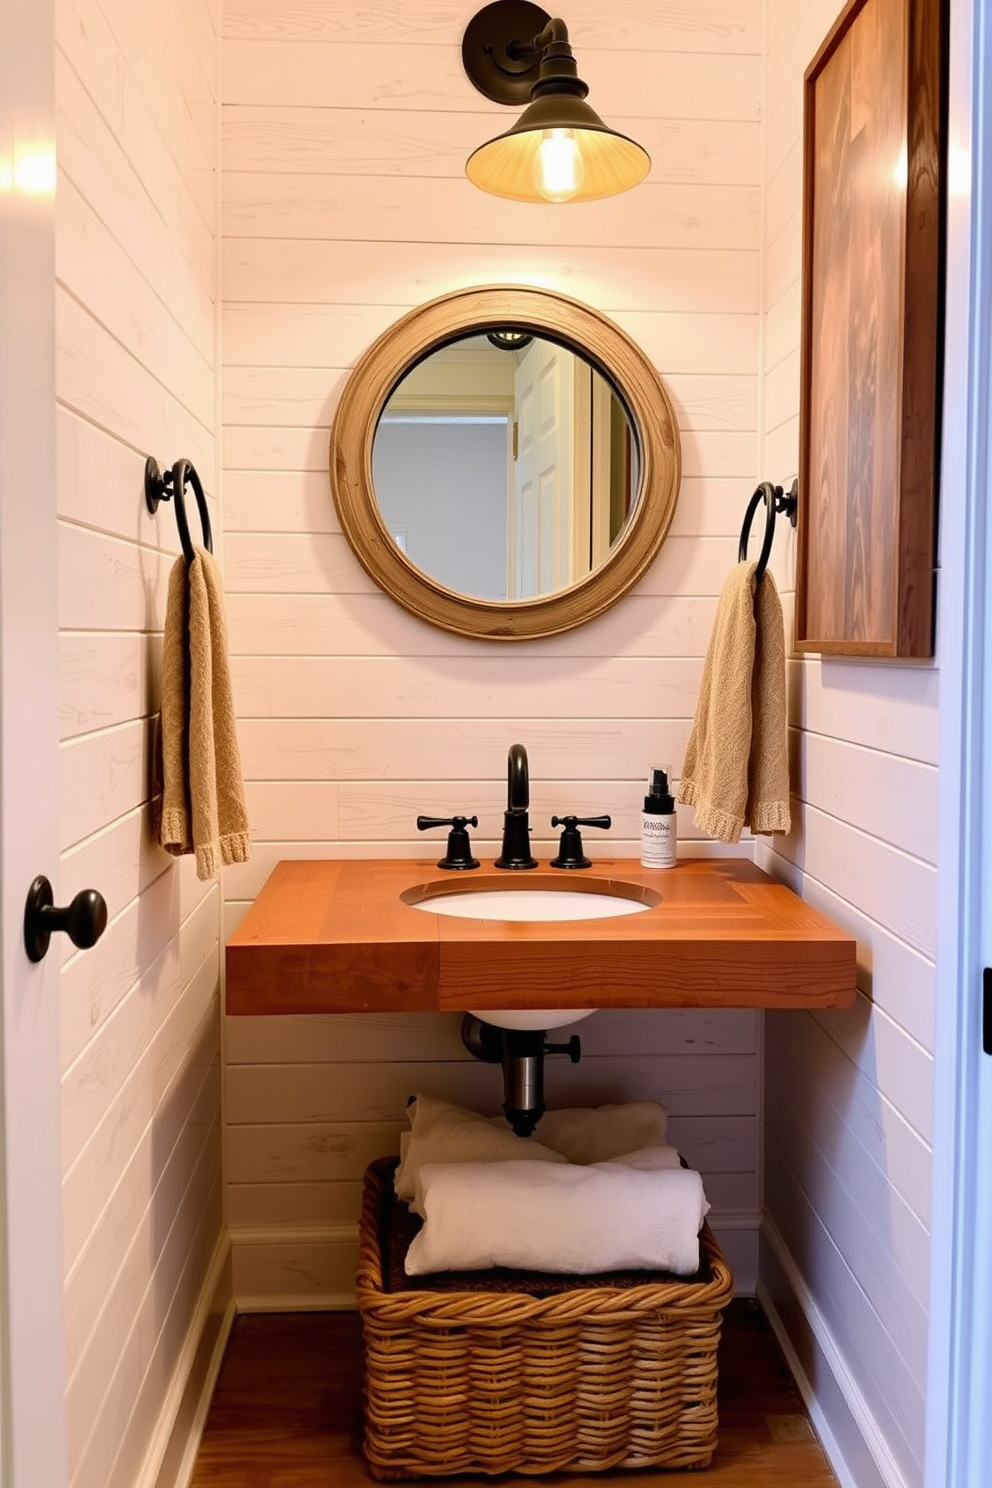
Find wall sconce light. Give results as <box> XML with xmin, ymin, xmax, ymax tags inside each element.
<box><xmin>461</xmin><ymin>0</ymin><xmax>650</xmax><ymax>204</ymax></box>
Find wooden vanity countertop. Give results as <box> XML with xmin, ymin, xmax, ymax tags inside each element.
<box><xmin>225</xmin><ymin>858</ymin><xmax>857</xmax><ymax>1016</ymax></box>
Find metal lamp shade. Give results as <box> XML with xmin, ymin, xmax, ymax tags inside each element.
<box><xmin>466</xmin><ymin>92</ymin><xmax>650</xmax><ymax>203</ymax></box>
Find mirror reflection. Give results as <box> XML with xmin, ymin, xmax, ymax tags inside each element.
<box><xmin>371</xmin><ymin>332</ymin><xmax>640</xmax><ymax>602</ymax></box>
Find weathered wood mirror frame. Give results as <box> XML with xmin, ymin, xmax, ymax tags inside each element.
<box><xmin>329</xmin><ymin>285</ymin><xmax>681</xmax><ymax>641</ymax></box>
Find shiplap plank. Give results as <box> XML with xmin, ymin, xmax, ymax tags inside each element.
<box><xmin>223</xmin><ymin>1007</ymin><xmax>758</xmax><ymax>1064</ymax></box>
<box><xmin>790</xmin><ymin>658</ymin><xmax>940</xmax><ymax>763</ymax></box>
<box><xmin>226</xmin><ymin>1055</ymin><xmax>756</xmax><ymax>1127</ymax></box>
<box><xmin>59</xmin><ymin>0</ymin><xmax>216</xmax><ymax>232</ymax></box>
<box><xmin>773</xmin><ymin>806</ymin><xmax>937</xmax><ymax>960</ymax></box>
<box><xmin>58</xmin><ymin>524</ymin><xmax>175</xmax><ymax>633</ymax></box>
<box><xmin>57</xmin><ymin>289</ymin><xmax>214</xmax><ymax>474</ymax></box>
<box><xmin>63</xmin><ymin>1037</ymin><xmax>220</xmax><ymax>1373</ymax></box>
<box><xmin>766</xmin><ymin>1047</ymin><xmax>930</xmax><ymax>1314</ymax></box>
<box><xmin>798</xmin><ymin>733</ymin><xmax>938</xmax><ymax>864</ymax></box>
<box><xmin>222</xmin><ymin>2</ymin><xmax>762</xmax><ymax>53</ymax></box>
<box><xmin>223</xmin><ymin>420</ymin><xmax>755</xmax><ymax>483</ymax></box>
<box><xmin>59</xmin><ymin>807</ymin><xmax>171</xmax><ymax>966</ymax></box>
<box><xmin>812</xmin><ymin>995</ymin><xmax>934</xmax><ymax>1143</ymax></box>
<box><xmin>250</xmin><ymin>781</ymin><xmax>702</xmax><ymax>846</ymax></box>
<box><xmin>79</xmin><ymin>1175</ymin><xmax>223</xmax><ymax>1488</ymax></box>
<box><xmin>221</xmin><ymin>369</ymin><xmax>755</xmax><ymax>438</ymax></box>
<box><xmin>763</xmin><ymin>348</ymin><xmax>801</xmax><ymax>434</ymax></box>
<box><xmin>226</xmin><ymin>1168</ymin><xmax>757</xmax><ymax>1229</ymax></box>
<box><xmin>59</xmin><ymin>632</ymin><xmax>162</xmax><ymax>741</ymax></box>
<box><xmin>234</xmin><ymin>718</ymin><xmax>696</xmax><ymax>785</ymax></box>
<box><xmin>56</xmin><ymin>52</ymin><xmax>215</xmax><ymax>355</ymax></box>
<box><xmin>223</xmin><ymin>240</ymin><xmax>759</xmax><ymax>316</ymax></box>
<box><xmin>222</xmin><ymin>108</ymin><xmax>762</xmax><ymax>185</ymax></box>
<box><xmin>225</xmin><ymin>1114</ymin><xmax>757</xmax><ymax>1186</ymax></box>
<box><xmin>224</xmin><ymin>591</ymin><xmax>721</xmax><ymax>660</ymax></box>
<box><xmin>766</xmin><ymin>1011</ymin><xmax>932</xmax><ymax>1225</ymax></box>
<box><xmin>222</xmin><ymin>303</ymin><xmax>759</xmax><ymax>376</ymax></box>
<box><xmin>765</xmin><ymin>136</ymin><xmax>803</xmax><ymax>249</ymax></box>
<box><xmin>62</xmin><ymin>958</ymin><xmax>219</xmax><ymax>1277</ymax></box>
<box><xmin>764</xmin><ymin>1137</ymin><xmax>926</xmax><ymax>1478</ymax></box>
<box><xmin>229</xmin><ymin>655</ymin><xmax>704</xmax><ymax>721</ymax></box>
<box><xmin>66</xmin><ymin>1118</ymin><xmax>219</xmax><ymax>1456</ymax></box>
<box><xmin>56</xmin><ymin>176</ymin><xmax>215</xmax><ymax>429</ymax></box>
<box><xmin>223</xmin><ymin>42</ymin><xmax>762</xmax><ymax>120</ymax></box>
<box><xmin>59</xmin><ymin>719</ymin><xmax>150</xmax><ymax>853</ymax></box>
<box><xmin>764</xmin><ymin>277</ymin><xmax>801</xmax><ymax>373</ymax></box>
<box><xmin>57</xmin><ymin>408</ymin><xmax>181</xmax><ymax>549</ymax></box>
<box><xmin>222</xmin><ymin>174</ymin><xmax>760</xmax><ymax>252</ymax></box>
<box><xmin>223</xmin><ymin>528</ymin><xmax>743</xmax><ymax>596</ymax></box>
<box><xmin>761</xmin><ymin>856</ymin><xmax>935</xmax><ymax>1052</ymax></box>
<box><xmin>61</xmin><ymin>929</ymin><xmax>183</xmax><ymax>1169</ymax></box>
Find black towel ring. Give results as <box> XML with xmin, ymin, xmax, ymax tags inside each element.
<box><xmin>738</xmin><ymin>478</ymin><xmax>798</xmax><ymax>582</ymax></box>
<box><xmin>144</xmin><ymin>456</ymin><xmax>213</xmax><ymax>564</ymax></box>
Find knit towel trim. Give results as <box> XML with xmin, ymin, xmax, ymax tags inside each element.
<box><xmin>749</xmin><ymin>801</ymin><xmax>792</xmax><ymax>836</ymax></box>
<box><xmin>676</xmin><ymin>780</ymin><xmax>744</xmax><ymax>845</ymax></box>
<box><xmin>195</xmin><ymin>830</ymin><xmax>252</xmax><ymax>882</ymax></box>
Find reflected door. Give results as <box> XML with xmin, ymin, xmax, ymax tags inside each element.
<box><xmin>510</xmin><ymin>341</ymin><xmax>578</xmax><ymax>598</ymax></box>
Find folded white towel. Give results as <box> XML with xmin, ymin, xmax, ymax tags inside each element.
<box><xmin>394</xmin><ymin>1097</ymin><xmax>566</xmax><ymax>1211</ymax></box>
<box><xmin>395</xmin><ymin>1095</ymin><xmax>671</xmax><ymax>1211</ymax></box>
<box><xmin>535</xmin><ymin>1101</ymin><xmax>668</xmax><ymax>1163</ymax></box>
<box><xmin>405</xmin><ymin>1160</ymin><xmax>709</xmax><ymax>1277</ymax></box>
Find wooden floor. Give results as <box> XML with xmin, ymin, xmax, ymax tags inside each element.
<box><xmin>190</xmin><ymin>1301</ymin><xmax>839</xmax><ymax>1487</ymax></box>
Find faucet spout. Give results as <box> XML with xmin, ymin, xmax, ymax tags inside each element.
<box><xmin>507</xmin><ymin>743</ymin><xmax>529</xmax><ymax>811</ymax></box>
<box><xmin>495</xmin><ymin>743</ymin><xmax>538</xmax><ymax>868</ymax></box>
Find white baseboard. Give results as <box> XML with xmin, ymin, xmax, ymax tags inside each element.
<box><xmin>231</xmin><ymin>1212</ymin><xmax>760</xmax><ymax>1312</ymax></box>
<box><xmin>141</xmin><ymin>1233</ymin><xmax>235</xmax><ymax>1488</ymax></box>
<box><xmin>759</xmin><ymin>1217</ymin><xmax>909</xmax><ymax>1488</ymax></box>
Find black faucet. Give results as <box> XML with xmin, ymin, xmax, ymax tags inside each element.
<box><xmin>495</xmin><ymin>743</ymin><xmax>538</xmax><ymax>868</ymax></box>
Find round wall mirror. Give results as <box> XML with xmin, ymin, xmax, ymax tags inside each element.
<box><xmin>330</xmin><ymin>286</ymin><xmax>681</xmax><ymax>640</ymax></box>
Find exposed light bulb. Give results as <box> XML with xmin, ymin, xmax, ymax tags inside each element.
<box><xmin>533</xmin><ymin>129</ymin><xmax>584</xmax><ymax>202</ymax></box>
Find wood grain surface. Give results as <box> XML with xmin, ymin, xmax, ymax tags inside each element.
<box><xmin>189</xmin><ymin>1302</ymin><xmax>839</xmax><ymax>1487</ymax></box>
<box><xmin>796</xmin><ymin>0</ymin><xmax>943</xmax><ymax>656</ymax></box>
<box><xmin>225</xmin><ymin>857</ymin><xmax>857</xmax><ymax>1014</ymax></box>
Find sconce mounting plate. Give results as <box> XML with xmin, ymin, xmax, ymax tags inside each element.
<box><xmin>462</xmin><ymin>0</ymin><xmax>552</xmax><ymax>104</ymax></box>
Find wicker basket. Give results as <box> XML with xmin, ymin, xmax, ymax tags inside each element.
<box><xmin>356</xmin><ymin>1157</ymin><xmax>733</xmax><ymax>1479</ymax></box>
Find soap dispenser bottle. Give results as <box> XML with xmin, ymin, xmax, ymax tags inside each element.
<box><xmin>640</xmin><ymin>766</ymin><xmax>677</xmax><ymax>869</ymax></box>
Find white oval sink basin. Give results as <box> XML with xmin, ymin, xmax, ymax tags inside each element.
<box><xmin>468</xmin><ymin>1008</ymin><xmax>597</xmax><ymax>1031</ymax></box>
<box><xmin>409</xmin><ymin>888</ymin><xmax>651</xmax><ymax>923</ymax></box>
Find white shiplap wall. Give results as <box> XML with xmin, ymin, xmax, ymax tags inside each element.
<box><xmin>220</xmin><ymin>0</ymin><xmax>766</xmax><ymax>1303</ymax></box>
<box><xmin>55</xmin><ymin>1</ymin><xmax>224</xmax><ymax>1484</ymax></box>
<box><xmin>757</xmin><ymin>6</ymin><xmax>936</xmax><ymax>1488</ymax></box>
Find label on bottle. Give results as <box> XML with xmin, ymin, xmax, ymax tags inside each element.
<box><xmin>640</xmin><ymin>812</ymin><xmax>677</xmax><ymax>868</ymax></box>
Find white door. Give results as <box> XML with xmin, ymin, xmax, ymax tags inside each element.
<box><xmin>0</xmin><ymin>0</ymin><xmax>70</xmax><ymax>1482</ymax></box>
<box><xmin>511</xmin><ymin>341</ymin><xmax>577</xmax><ymax>597</ymax></box>
<box><xmin>925</xmin><ymin>0</ymin><xmax>992</xmax><ymax>1482</ymax></box>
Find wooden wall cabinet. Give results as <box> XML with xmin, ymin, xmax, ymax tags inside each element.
<box><xmin>795</xmin><ymin>0</ymin><xmax>946</xmax><ymax>657</ymax></box>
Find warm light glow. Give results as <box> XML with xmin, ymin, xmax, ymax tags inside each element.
<box><xmin>949</xmin><ymin>143</ymin><xmax>971</xmax><ymax>199</ymax></box>
<box><xmin>0</xmin><ymin>144</ymin><xmax>56</xmax><ymax>196</ymax></box>
<box><xmin>533</xmin><ymin>129</ymin><xmax>584</xmax><ymax>202</ymax></box>
<box><xmin>891</xmin><ymin>143</ymin><xmax>908</xmax><ymax>190</ymax></box>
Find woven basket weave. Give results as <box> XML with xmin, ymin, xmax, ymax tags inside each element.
<box><xmin>356</xmin><ymin>1157</ymin><xmax>733</xmax><ymax>1479</ymax></box>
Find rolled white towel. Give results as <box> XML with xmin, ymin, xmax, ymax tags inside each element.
<box><xmin>405</xmin><ymin>1159</ymin><xmax>709</xmax><ymax>1277</ymax></box>
<box><xmin>394</xmin><ymin>1096</ymin><xmax>565</xmax><ymax>1212</ymax></box>
<box><xmin>535</xmin><ymin>1101</ymin><xmax>668</xmax><ymax>1163</ymax></box>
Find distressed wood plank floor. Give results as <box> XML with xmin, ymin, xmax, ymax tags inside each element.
<box><xmin>190</xmin><ymin>1301</ymin><xmax>839</xmax><ymax>1486</ymax></box>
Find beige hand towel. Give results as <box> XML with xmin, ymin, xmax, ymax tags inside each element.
<box><xmin>157</xmin><ymin>548</ymin><xmax>251</xmax><ymax>880</ymax></box>
<box><xmin>678</xmin><ymin>560</ymin><xmax>790</xmax><ymax>843</ymax></box>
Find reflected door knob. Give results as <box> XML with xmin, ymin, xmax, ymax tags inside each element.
<box><xmin>24</xmin><ymin>876</ymin><xmax>108</xmax><ymax>963</ymax></box>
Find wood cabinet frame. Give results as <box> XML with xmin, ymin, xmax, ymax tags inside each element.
<box><xmin>795</xmin><ymin>0</ymin><xmax>946</xmax><ymax>657</ymax></box>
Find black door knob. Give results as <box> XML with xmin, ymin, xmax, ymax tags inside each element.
<box><xmin>24</xmin><ymin>876</ymin><xmax>108</xmax><ymax>963</ymax></box>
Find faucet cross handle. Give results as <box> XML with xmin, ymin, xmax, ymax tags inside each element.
<box><xmin>550</xmin><ymin>814</ymin><xmax>612</xmax><ymax>869</ymax></box>
<box><xmin>416</xmin><ymin>814</ymin><xmax>480</xmax><ymax>870</ymax></box>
